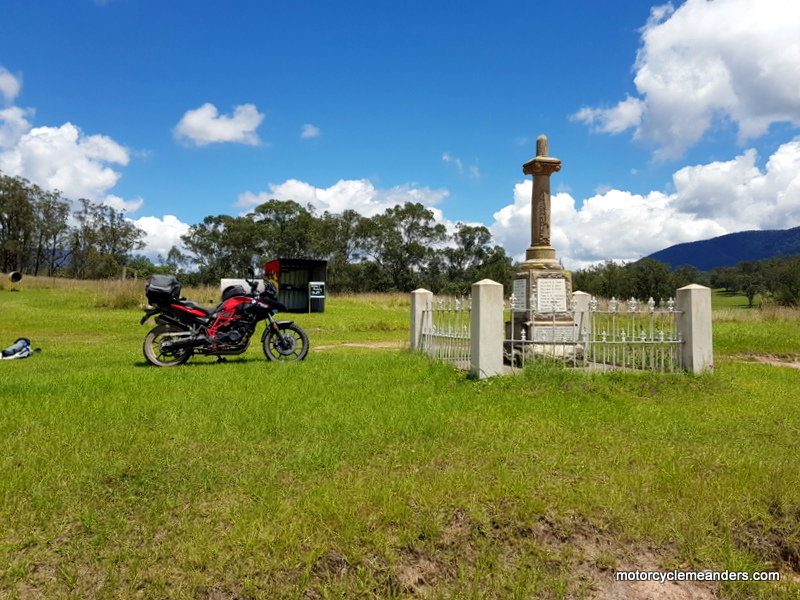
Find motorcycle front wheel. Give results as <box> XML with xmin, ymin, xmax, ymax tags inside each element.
<box><xmin>143</xmin><ymin>324</ymin><xmax>192</xmax><ymax>367</ymax></box>
<box><xmin>263</xmin><ymin>323</ymin><xmax>309</xmax><ymax>362</ymax></box>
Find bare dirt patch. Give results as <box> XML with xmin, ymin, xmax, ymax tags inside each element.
<box><xmin>738</xmin><ymin>352</ymin><xmax>800</xmax><ymax>369</ymax></box>
<box><xmin>527</xmin><ymin>511</ymin><xmax>719</xmax><ymax>600</ymax></box>
<box><xmin>389</xmin><ymin>509</ymin><xmax>722</xmax><ymax>599</ymax></box>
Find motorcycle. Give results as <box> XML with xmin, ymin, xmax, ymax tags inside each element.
<box><xmin>140</xmin><ymin>272</ymin><xmax>309</xmax><ymax>366</ymax></box>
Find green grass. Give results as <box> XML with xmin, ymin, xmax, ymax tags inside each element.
<box><xmin>0</xmin><ymin>280</ymin><xmax>798</xmax><ymax>599</ymax></box>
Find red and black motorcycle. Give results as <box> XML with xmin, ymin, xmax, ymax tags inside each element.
<box><xmin>140</xmin><ymin>273</ymin><xmax>309</xmax><ymax>366</ymax></box>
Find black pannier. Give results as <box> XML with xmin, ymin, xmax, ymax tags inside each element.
<box><xmin>146</xmin><ymin>274</ymin><xmax>181</xmax><ymax>305</ymax></box>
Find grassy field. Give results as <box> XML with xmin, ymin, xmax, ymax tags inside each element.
<box><xmin>1</xmin><ymin>278</ymin><xmax>799</xmax><ymax>599</ymax></box>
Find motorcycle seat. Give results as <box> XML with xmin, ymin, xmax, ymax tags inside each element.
<box><xmin>179</xmin><ymin>300</ymin><xmax>214</xmax><ymax>315</ymax></box>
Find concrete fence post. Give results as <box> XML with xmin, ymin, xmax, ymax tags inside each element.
<box><xmin>410</xmin><ymin>288</ymin><xmax>433</xmax><ymax>351</ymax></box>
<box><xmin>470</xmin><ymin>279</ymin><xmax>505</xmax><ymax>379</ymax></box>
<box><xmin>572</xmin><ymin>291</ymin><xmax>591</xmax><ymax>339</ymax></box>
<box><xmin>676</xmin><ymin>284</ymin><xmax>713</xmax><ymax>374</ymax></box>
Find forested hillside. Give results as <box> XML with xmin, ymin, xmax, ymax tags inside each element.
<box><xmin>647</xmin><ymin>226</ymin><xmax>800</xmax><ymax>271</ymax></box>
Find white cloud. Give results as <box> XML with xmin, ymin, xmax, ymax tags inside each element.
<box><xmin>571</xmin><ymin>96</ymin><xmax>645</xmax><ymax>135</ymax></box>
<box><xmin>442</xmin><ymin>152</ymin><xmax>480</xmax><ymax>179</ymax></box>
<box><xmin>442</xmin><ymin>152</ymin><xmax>463</xmax><ymax>173</ymax></box>
<box><xmin>0</xmin><ymin>122</ymin><xmax>130</xmax><ymax>201</ymax></box>
<box><xmin>301</xmin><ymin>124</ymin><xmax>321</xmax><ymax>138</ymax></box>
<box><xmin>491</xmin><ymin>139</ymin><xmax>800</xmax><ymax>269</ymax></box>
<box><xmin>0</xmin><ymin>67</ymin><xmax>22</xmax><ymax>104</ymax></box>
<box><xmin>236</xmin><ymin>178</ymin><xmax>448</xmax><ymax>218</ymax></box>
<box><xmin>104</xmin><ymin>194</ymin><xmax>144</xmax><ymax>214</ymax></box>
<box><xmin>173</xmin><ymin>103</ymin><xmax>264</xmax><ymax>146</ymax></box>
<box><xmin>573</xmin><ymin>0</ymin><xmax>800</xmax><ymax>159</ymax></box>
<box><xmin>0</xmin><ymin>106</ymin><xmax>34</xmax><ymax>149</ymax></box>
<box><xmin>0</xmin><ymin>65</ymin><xmax>144</xmax><ymax>215</ymax></box>
<box><xmin>132</xmin><ymin>215</ymin><xmax>191</xmax><ymax>260</ymax></box>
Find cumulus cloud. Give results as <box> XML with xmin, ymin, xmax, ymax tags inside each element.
<box><xmin>0</xmin><ymin>106</ymin><xmax>33</xmax><ymax>148</ymax></box>
<box><xmin>0</xmin><ymin>122</ymin><xmax>130</xmax><ymax>201</ymax></box>
<box><xmin>236</xmin><ymin>178</ymin><xmax>449</xmax><ymax>218</ymax></box>
<box><xmin>573</xmin><ymin>0</ymin><xmax>800</xmax><ymax>159</ymax></box>
<box><xmin>0</xmin><ymin>65</ymin><xmax>143</xmax><ymax>216</ymax></box>
<box><xmin>173</xmin><ymin>103</ymin><xmax>264</xmax><ymax>146</ymax></box>
<box><xmin>301</xmin><ymin>124</ymin><xmax>321</xmax><ymax>138</ymax></box>
<box><xmin>491</xmin><ymin>139</ymin><xmax>800</xmax><ymax>269</ymax></box>
<box><xmin>132</xmin><ymin>215</ymin><xmax>192</xmax><ymax>259</ymax></box>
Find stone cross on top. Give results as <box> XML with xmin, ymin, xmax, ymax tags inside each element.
<box><xmin>522</xmin><ymin>134</ymin><xmax>562</xmax><ymax>270</ymax></box>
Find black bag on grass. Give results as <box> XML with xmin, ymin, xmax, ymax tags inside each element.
<box><xmin>145</xmin><ymin>275</ymin><xmax>181</xmax><ymax>305</ymax></box>
<box><xmin>1</xmin><ymin>337</ymin><xmax>39</xmax><ymax>360</ymax></box>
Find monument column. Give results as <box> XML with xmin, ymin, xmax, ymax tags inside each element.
<box><xmin>508</xmin><ymin>135</ymin><xmax>575</xmax><ymax>346</ymax></box>
<box><xmin>523</xmin><ymin>134</ymin><xmax>562</xmax><ymax>270</ymax></box>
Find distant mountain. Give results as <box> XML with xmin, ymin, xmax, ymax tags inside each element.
<box><xmin>646</xmin><ymin>226</ymin><xmax>800</xmax><ymax>271</ymax></box>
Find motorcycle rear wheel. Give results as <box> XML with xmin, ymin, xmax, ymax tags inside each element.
<box><xmin>143</xmin><ymin>324</ymin><xmax>192</xmax><ymax>366</ymax></box>
<box><xmin>263</xmin><ymin>323</ymin><xmax>309</xmax><ymax>362</ymax></box>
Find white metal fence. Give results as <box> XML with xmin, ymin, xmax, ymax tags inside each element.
<box><xmin>418</xmin><ymin>296</ymin><xmax>472</xmax><ymax>371</ymax></box>
<box><xmin>412</xmin><ymin>282</ymin><xmax>712</xmax><ymax>378</ymax></box>
<box><xmin>506</xmin><ymin>295</ymin><xmax>684</xmax><ymax>372</ymax></box>
<box><xmin>582</xmin><ymin>296</ymin><xmax>683</xmax><ymax>371</ymax></box>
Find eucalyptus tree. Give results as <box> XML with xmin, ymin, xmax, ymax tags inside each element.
<box><xmin>31</xmin><ymin>186</ymin><xmax>71</xmax><ymax>276</ymax></box>
<box><xmin>0</xmin><ymin>173</ymin><xmax>35</xmax><ymax>272</ymax></box>
<box><xmin>356</xmin><ymin>202</ymin><xmax>447</xmax><ymax>292</ymax></box>
<box><xmin>69</xmin><ymin>199</ymin><xmax>145</xmax><ymax>278</ymax></box>
<box><xmin>249</xmin><ymin>199</ymin><xmax>321</xmax><ymax>259</ymax></box>
<box><xmin>181</xmin><ymin>215</ymin><xmax>262</xmax><ymax>283</ymax></box>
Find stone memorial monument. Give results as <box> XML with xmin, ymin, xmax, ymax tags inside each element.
<box><xmin>510</xmin><ymin>135</ymin><xmax>575</xmax><ymax>344</ymax></box>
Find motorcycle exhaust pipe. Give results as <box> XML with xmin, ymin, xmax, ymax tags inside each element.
<box><xmin>9</xmin><ymin>272</ymin><xmax>22</xmax><ymax>283</ymax></box>
<box><xmin>161</xmin><ymin>336</ymin><xmax>204</xmax><ymax>350</ymax></box>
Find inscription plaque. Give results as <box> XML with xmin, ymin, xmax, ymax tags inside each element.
<box><xmin>532</xmin><ymin>325</ymin><xmax>576</xmax><ymax>343</ymax></box>
<box><xmin>512</xmin><ymin>279</ymin><xmax>527</xmax><ymax>311</ymax></box>
<box><xmin>536</xmin><ymin>278</ymin><xmax>567</xmax><ymax>313</ymax></box>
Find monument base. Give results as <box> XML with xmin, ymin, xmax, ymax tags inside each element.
<box><xmin>509</xmin><ymin>268</ymin><xmax>574</xmax><ymax>341</ymax></box>
<box><xmin>522</xmin><ymin>245</ymin><xmax>561</xmax><ymax>270</ymax></box>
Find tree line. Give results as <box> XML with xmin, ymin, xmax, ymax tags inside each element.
<box><xmin>709</xmin><ymin>256</ymin><xmax>800</xmax><ymax>307</ymax></box>
<box><xmin>572</xmin><ymin>255</ymin><xmax>800</xmax><ymax>307</ymax></box>
<box><xmin>0</xmin><ymin>173</ymin><xmax>145</xmax><ymax>279</ymax></box>
<box><xmin>177</xmin><ymin>199</ymin><xmax>515</xmax><ymax>294</ymax></box>
<box><xmin>8</xmin><ymin>171</ymin><xmax>797</xmax><ymax>304</ymax></box>
<box><xmin>571</xmin><ymin>258</ymin><xmax>708</xmax><ymax>302</ymax></box>
<box><xmin>1</xmin><ymin>172</ymin><xmax>514</xmax><ymax>294</ymax></box>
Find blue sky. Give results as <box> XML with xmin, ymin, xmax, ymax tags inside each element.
<box><xmin>1</xmin><ymin>0</ymin><xmax>799</xmax><ymax>269</ymax></box>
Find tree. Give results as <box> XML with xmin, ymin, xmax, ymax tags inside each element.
<box><xmin>315</xmin><ymin>209</ymin><xmax>367</xmax><ymax>293</ymax></box>
<box><xmin>181</xmin><ymin>215</ymin><xmax>260</xmax><ymax>283</ymax></box>
<box><xmin>356</xmin><ymin>202</ymin><xmax>447</xmax><ymax>292</ymax></box>
<box><xmin>249</xmin><ymin>200</ymin><xmax>320</xmax><ymax>259</ymax></box>
<box><xmin>671</xmin><ymin>264</ymin><xmax>707</xmax><ymax>290</ymax></box>
<box><xmin>69</xmin><ymin>199</ymin><xmax>145</xmax><ymax>278</ymax></box>
<box><xmin>771</xmin><ymin>256</ymin><xmax>800</xmax><ymax>306</ymax></box>
<box><xmin>435</xmin><ymin>223</ymin><xmax>514</xmax><ymax>294</ymax></box>
<box><xmin>0</xmin><ymin>174</ymin><xmax>35</xmax><ymax>273</ymax></box>
<box><xmin>627</xmin><ymin>258</ymin><xmax>674</xmax><ymax>302</ymax></box>
<box><xmin>31</xmin><ymin>186</ymin><xmax>70</xmax><ymax>276</ymax></box>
